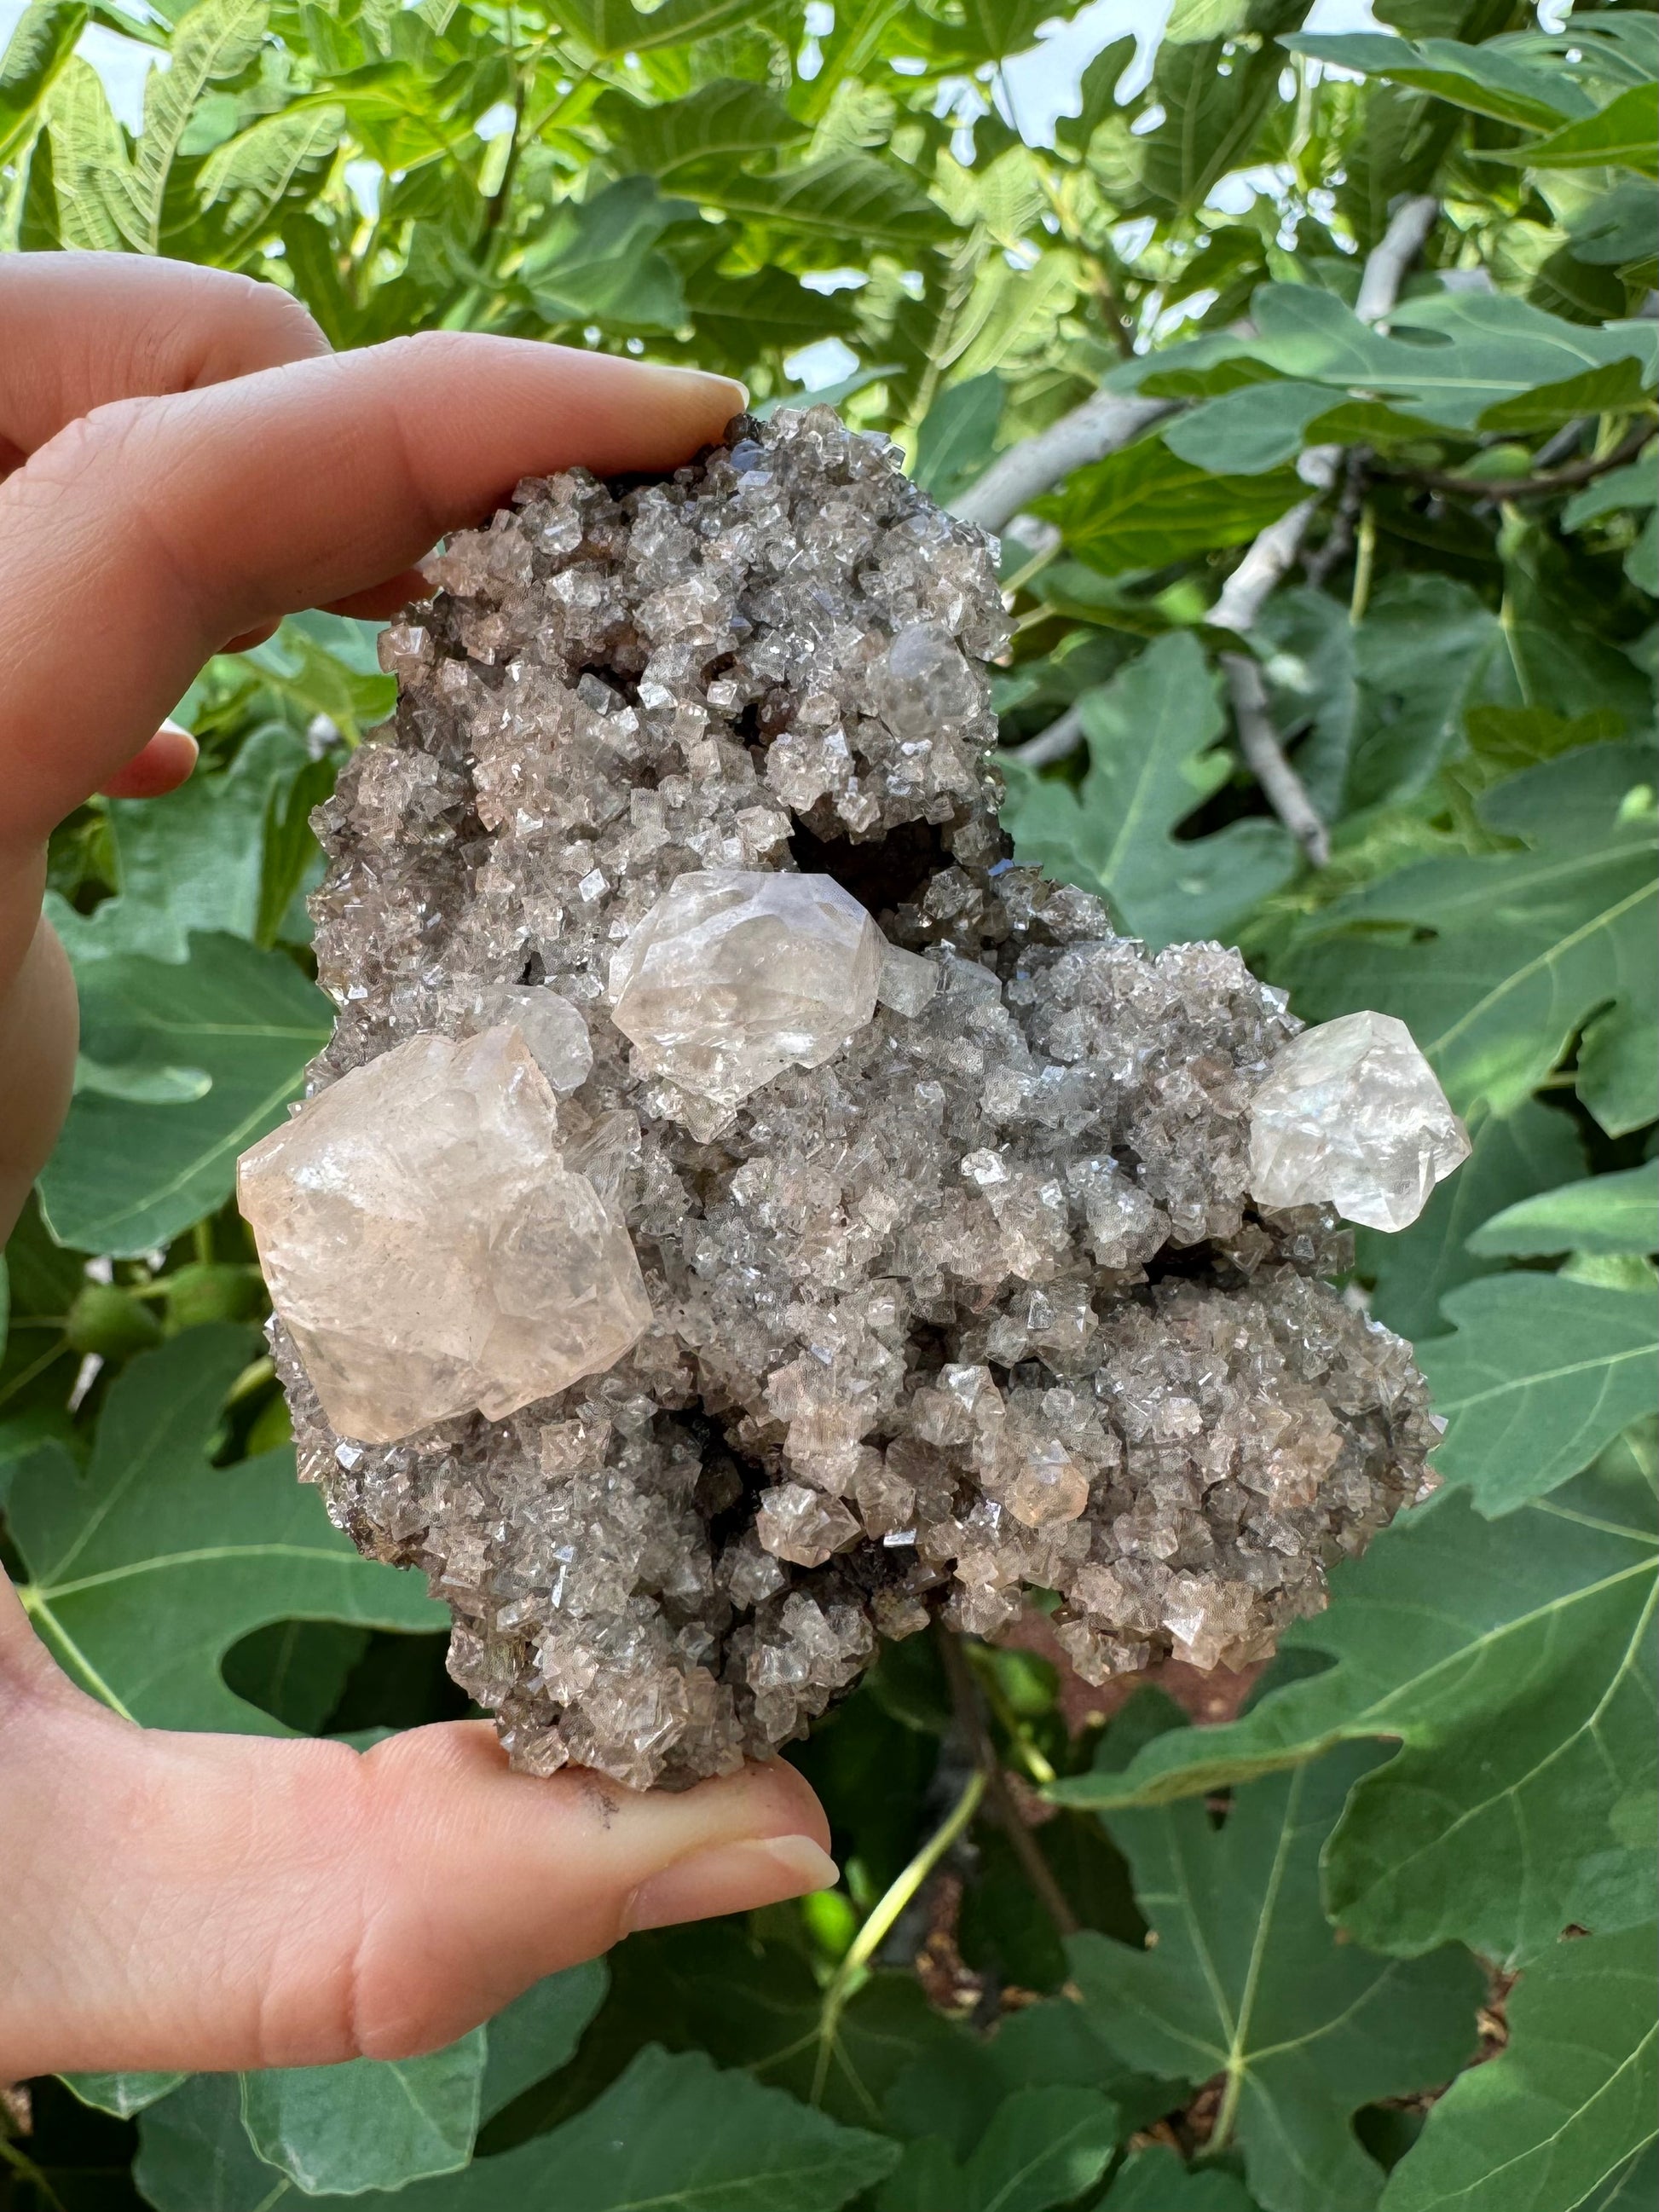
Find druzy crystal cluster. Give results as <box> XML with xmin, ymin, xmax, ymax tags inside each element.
<box><xmin>242</xmin><ymin>407</ymin><xmax>1464</xmax><ymax>1789</ymax></box>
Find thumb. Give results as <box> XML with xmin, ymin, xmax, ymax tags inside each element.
<box><xmin>0</xmin><ymin>1591</ymin><xmax>835</xmax><ymax>2078</ymax></box>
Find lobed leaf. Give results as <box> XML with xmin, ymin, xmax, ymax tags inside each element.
<box><xmin>8</xmin><ymin>1326</ymin><xmax>443</xmax><ymax>1730</ymax></box>
<box><xmin>1001</xmin><ymin>632</ymin><xmax>1297</xmax><ymax>950</ymax></box>
<box><xmin>38</xmin><ymin>931</ymin><xmax>332</xmax><ymax>1256</ymax></box>
<box><xmin>1379</xmin><ymin>1926</ymin><xmax>1659</xmax><ymax>2212</ymax></box>
<box><xmin>1069</xmin><ymin>1733</ymin><xmax>1483</xmax><ymax>2212</ymax></box>
<box><xmin>1053</xmin><ymin>1459</ymin><xmax>1658</xmax><ymax>1968</ymax></box>
<box><xmin>1468</xmin><ymin>1163</ymin><xmax>1659</xmax><ymax>1258</ymax></box>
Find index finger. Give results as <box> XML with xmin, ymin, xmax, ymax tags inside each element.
<box><xmin>0</xmin><ymin>332</ymin><xmax>744</xmax><ymax>843</ymax></box>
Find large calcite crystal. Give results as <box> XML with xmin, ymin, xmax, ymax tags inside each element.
<box><xmin>240</xmin><ymin>1027</ymin><xmax>650</xmax><ymax>1442</ymax></box>
<box><xmin>609</xmin><ymin>869</ymin><xmax>882</xmax><ymax>1136</ymax></box>
<box><xmin>1249</xmin><ymin>1012</ymin><xmax>1470</xmax><ymax>1233</ymax></box>
<box><xmin>268</xmin><ymin>405</ymin><xmax>1454</xmax><ymax>1788</ymax></box>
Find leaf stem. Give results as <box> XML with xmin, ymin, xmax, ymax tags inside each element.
<box><xmin>1348</xmin><ymin>503</ymin><xmax>1377</xmax><ymax>627</ymax></box>
<box><xmin>810</xmin><ymin>1764</ymin><xmax>986</xmax><ymax>2104</ymax></box>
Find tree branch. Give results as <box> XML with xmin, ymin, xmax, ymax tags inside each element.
<box><xmin>951</xmin><ymin>392</ymin><xmax>1176</xmax><ymax>534</ymax></box>
<box><xmin>1222</xmin><ymin>653</ymin><xmax>1330</xmax><ymax>868</ymax></box>
<box><xmin>936</xmin><ymin>1626</ymin><xmax>1079</xmax><ymax>1943</ymax></box>
<box><xmin>1003</xmin><ymin>196</ymin><xmax>1440</xmax><ymax>846</ymax></box>
<box><xmin>1373</xmin><ymin>419</ymin><xmax>1656</xmax><ymax>501</ymax></box>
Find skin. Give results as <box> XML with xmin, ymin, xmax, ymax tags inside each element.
<box><xmin>0</xmin><ymin>254</ymin><xmax>835</xmax><ymax>2085</ymax></box>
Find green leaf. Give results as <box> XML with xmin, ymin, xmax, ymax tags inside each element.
<box><xmin>75</xmin><ymin>722</ymin><xmax>312</xmax><ymax>963</ymax></box>
<box><xmin>1054</xmin><ymin>36</ymin><xmax>1135</xmax><ymax>156</ymax></box>
<box><xmin>43</xmin><ymin>55</ymin><xmax>136</xmax><ymax>250</ymax></box>
<box><xmin>1134</xmin><ymin>284</ymin><xmax>1659</xmax><ymax>435</ymax></box>
<box><xmin>1344</xmin><ymin>572</ymin><xmax>1507</xmax><ymax>807</ymax></box>
<box><xmin>519</xmin><ymin>175</ymin><xmax>695</xmax><ymax>331</ymax></box>
<box><xmin>198</xmin><ymin>102</ymin><xmax>344</xmax><ymax>234</ymax></box>
<box><xmin>37</xmin><ymin>931</ymin><xmax>332</xmax><ymax>1256</ymax></box>
<box><xmin>1564</xmin><ymin>455</ymin><xmax>1659</xmax><ymax>532</ymax></box>
<box><xmin>1469</xmin><ymin>1164</ymin><xmax>1659</xmax><ymax>1258</ymax></box>
<box><xmin>62</xmin><ymin>2071</ymin><xmax>188</xmax><ymax>2119</ymax></box>
<box><xmin>592</xmin><ymin>78</ymin><xmax>806</xmax><ymax>182</ymax></box>
<box><xmin>7</xmin><ymin>1326</ymin><xmax>443</xmax><ymax>1729</ymax></box>
<box><xmin>393</xmin><ymin>2045</ymin><xmax>899</xmax><ymax>2209</ymax></box>
<box><xmin>478</xmin><ymin>1961</ymin><xmax>610</xmax><ymax>2120</ymax></box>
<box><xmin>876</xmin><ymin>2087</ymin><xmax>1121</xmax><ymax>2212</ymax></box>
<box><xmin>1281</xmin><ymin>32</ymin><xmax>1593</xmax><ymax>130</ymax></box>
<box><xmin>1052</xmin><ymin>1458</ymin><xmax>1658</xmax><ymax>1968</ymax></box>
<box><xmin>691</xmin><ymin>152</ymin><xmax>951</xmax><ymax>255</ymax></box>
<box><xmin>0</xmin><ymin>0</ymin><xmax>86</xmax><ymax>167</ymax></box>
<box><xmin>558</xmin><ymin>0</ymin><xmax>789</xmax><ymax>59</ymax></box>
<box><xmin>1281</xmin><ymin>746</ymin><xmax>1659</xmax><ymax>1131</ymax></box>
<box><xmin>1166</xmin><ymin>0</ymin><xmax>1251</xmax><ymax>43</ymax></box>
<box><xmin>240</xmin><ymin>2039</ymin><xmax>486</xmax><ymax>2194</ymax></box>
<box><xmin>1098</xmin><ymin>2146</ymin><xmax>1262</xmax><ymax>2209</ymax></box>
<box><xmin>1493</xmin><ymin>83</ymin><xmax>1659</xmax><ymax>178</ymax></box>
<box><xmin>1415</xmin><ymin>1274</ymin><xmax>1659</xmax><ymax>1512</ymax></box>
<box><xmin>1069</xmin><ymin>1737</ymin><xmax>1483</xmax><ymax>2212</ymax></box>
<box><xmin>1379</xmin><ymin>1926</ymin><xmax>1659</xmax><ymax>2212</ymax></box>
<box><xmin>1035</xmin><ymin>439</ymin><xmax>1305</xmax><ymax>575</ymax></box>
<box><xmin>1162</xmin><ymin>380</ymin><xmax>1341</xmax><ymax>476</ymax></box>
<box><xmin>911</xmin><ymin>372</ymin><xmax>1003</xmax><ymax>505</ymax></box>
<box><xmin>1359</xmin><ymin>1099</ymin><xmax>1586</xmax><ymax>1343</ymax></box>
<box><xmin>135</xmin><ymin>2072</ymin><xmax>293</xmax><ymax>2212</ymax></box>
<box><xmin>1477</xmin><ymin>357</ymin><xmax>1656</xmax><ymax>433</ymax></box>
<box><xmin>129</xmin><ymin>0</ymin><xmax>271</xmax><ymax>251</ymax></box>
<box><xmin>1000</xmin><ymin>633</ymin><xmax>1297</xmax><ymax>950</ymax></box>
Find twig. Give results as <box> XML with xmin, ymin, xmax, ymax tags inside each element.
<box><xmin>1007</xmin><ymin>700</ymin><xmax>1084</xmax><ymax>767</ymax></box>
<box><xmin>1006</xmin><ymin>195</ymin><xmax>1439</xmax><ymax>772</ymax></box>
<box><xmin>951</xmin><ymin>392</ymin><xmax>1176</xmax><ymax>534</ymax></box>
<box><xmin>810</xmin><ymin>1766</ymin><xmax>986</xmax><ymax>2104</ymax></box>
<box><xmin>1222</xmin><ymin>654</ymin><xmax>1330</xmax><ymax>868</ymax></box>
<box><xmin>1353</xmin><ymin>193</ymin><xmax>1439</xmax><ymax>321</ymax></box>
<box><xmin>1373</xmin><ymin>419</ymin><xmax>1656</xmax><ymax>501</ymax></box>
<box><xmin>1303</xmin><ymin>447</ymin><xmax>1368</xmax><ymax>588</ymax></box>
<box><xmin>936</xmin><ymin>1627</ymin><xmax>1079</xmax><ymax>1943</ymax></box>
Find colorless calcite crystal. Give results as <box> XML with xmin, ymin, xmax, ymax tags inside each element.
<box><xmin>609</xmin><ymin>869</ymin><xmax>882</xmax><ymax>1138</ymax></box>
<box><xmin>278</xmin><ymin>405</ymin><xmax>1448</xmax><ymax>1789</ymax></box>
<box><xmin>240</xmin><ymin>1027</ymin><xmax>650</xmax><ymax>1443</ymax></box>
<box><xmin>1249</xmin><ymin>1012</ymin><xmax>1471</xmax><ymax>1233</ymax></box>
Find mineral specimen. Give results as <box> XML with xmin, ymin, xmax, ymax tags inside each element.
<box><xmin>1249</xmin><ymin>1011</ymin><xmax>1470</xmax><ymax>1232</ymax></box>
<box><xmin>261</xmin><ymin>404</ymin><xmax>1455</xmax><ymax>1789</ymax></box>
<box><xmin>239</xmin><ymin>1026</ymin><xmax>650</xmax><ymax>1442</ymax></box>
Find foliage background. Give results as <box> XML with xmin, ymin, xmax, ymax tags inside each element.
<box><xmin>2</xmin><ymin>0</ymin><xmax>1656</xmax><ymax>2206</ymax></box>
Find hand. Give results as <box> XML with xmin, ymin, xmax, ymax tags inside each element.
<box><xmin>0</xmin><ymin>254</ymin><xmax>835</xmax><ymax>2085</ymax></box>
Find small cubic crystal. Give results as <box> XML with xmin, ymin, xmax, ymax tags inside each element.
<box><xmin>1248</xmin><ymin>1011</ymin><xmax>1471</xmax><ymax>1232</ymax></box>
<box><xmin>238</xmin><ymin>1026</ymin><xmax>650</xmax><ymax>1442</ymax></box>
<box><xmin>876</xmin><ymin>940</ymin><xmax>939</xmax><ymax>1017</ymax></box>
<box><xmin>608</xmin><ymin>869</ymin><xmax>882</xmax><ymax>1118</ymax></box>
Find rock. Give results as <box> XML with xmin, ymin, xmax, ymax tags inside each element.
<box><xmin>259</xmin><ymin>407</ymin><xmax>1453</xmax><ymax>1789</ymax></box>
<box><xmin>1248</xmin><ymin>1010</ymin><xmax>1471</xmax><ymax>1232</ymax></box>
<box><xmin>239</xmin><ymin>1026</ymin><xmax>650</xmax><ymax>1442</ymax></box>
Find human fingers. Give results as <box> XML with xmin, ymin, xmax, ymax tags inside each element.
<box><xmin>98</xmin><ymin>720</ymin><xmax>199</xmax><ymax>800</ymax></box>
<box><xmin>0</xmin><ymin>252</ymin><xmax>328</xmax><ymax>472</ymax></box>
<box><xmin>0</xmin><ymin>1580</ymin><xmax>833</xmax><ymax>2078</ymax></box>
<box><xmin>0</xmin><ymin>332</ymin><xmax>743</xmax><ymax>848</ymax></box>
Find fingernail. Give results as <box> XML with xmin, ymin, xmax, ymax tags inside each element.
<box><xmin>623</xmin><ymin>1834</ymin><xmax>837</xmax><ymax>1935</ymax></box>
<box><xmin>642</xmin><ymin>363</ymin><xmax>749</xmax><ymax>411</ymax></box>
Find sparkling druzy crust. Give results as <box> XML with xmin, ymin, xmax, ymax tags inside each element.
<box><xmin>275</xmin><ymin>407</ymin><xmax>1447</xmax><ymax>1788</ymax></box>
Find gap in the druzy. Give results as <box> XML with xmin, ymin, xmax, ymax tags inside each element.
<box><xmin>519</xmin><ymin>949</ymin><xmax>546</xmax><ymax>985</ymax></box>
<box><xmin>789</xmin><ymin>815</ymin><xmax>947</xmax><ymax>920</ymax></box>
<box><xmin>575</xmin><ymin>661</ymin><xmax>640</xmax><ymax>708</ymax></box>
